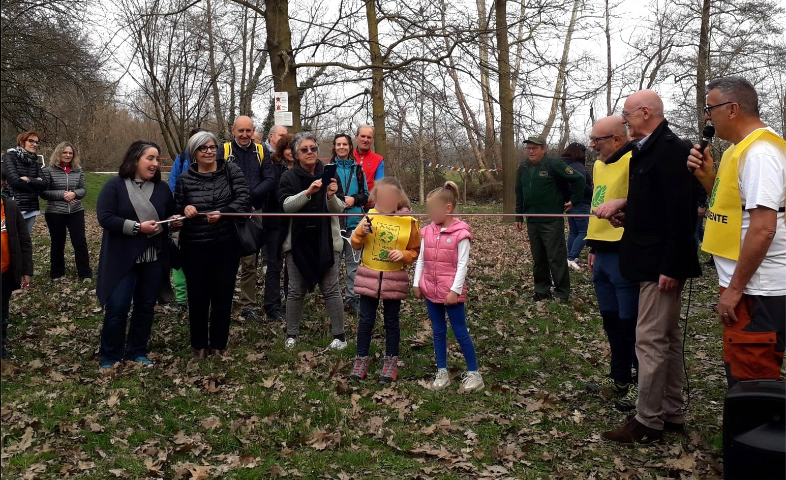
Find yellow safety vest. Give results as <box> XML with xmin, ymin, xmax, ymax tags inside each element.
<box><xmin>703</xmin><ymin>129</ymin><xmax>786</xmax><ymax>260</ymax></box>
<box><xmin>585</xmin><ymin>151</ymin><xmax>632</xmax><ymax>243</ymax></box>
<box><xmin>361</xmin><ymin>209</ymin><xmax>416</xmax><ymax>272</ymax></box>
<box><xmin>224</xmin><ymin>142</ymin><xmax>265</xmax><ymax>166</ymax></box>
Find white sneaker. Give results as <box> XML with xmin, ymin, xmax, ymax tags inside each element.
<box><xmin>285</xmin><ymin>337</ymin><xmax>297</xmax><ymax>349</ymax></box>
<box><xmin>567</xmin><ymin>259</ymin><xmax>582</xmax><ymax>271</ymax></box>
<box><xmin>431</xmin><ymin>369</ymin><xmax>450</xmax><ymax>391</ymax></box>
<box><xmin>328</xmin><ymin>339</ymin><xmax>348</xmax><ymax>351</ymax></box>
<box><xmin>459</xmin><ymin>371</ymin><xmax>484</xmax><ymax>393</ymax></box>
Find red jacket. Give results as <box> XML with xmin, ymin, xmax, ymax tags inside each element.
<box><xmin>419</xmin><ymin>220</ymin><xmax>472</xmax><ymax>303</ymax></box>
<box><xmin>353</xmin><ymin>149</ymin><xmax>383</xmax><ymax>194</ymax></box>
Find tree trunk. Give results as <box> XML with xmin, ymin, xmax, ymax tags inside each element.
<box><xmin>365</xmin><ymin>0</ymin><xmax>387</xmax><ymax>159</ymax></box>
<box><xmin>263</xmin><ymin>0</ymin><xmax>301</xmax><ymax>130</ymax></box>
<box><xmin>205</xmin><ymin>0</ymin><xmax>226</xmax><ymax>139</ymax></box>
<box><xmin>605</xmin><ymin>0</ymin><xmax>612</xmax><ymax>116</ymax></box>
<box><xmin>695</xmin><ymin>0</ymin><xmax>711</xmax><ymax>133</ymax></box>
<box><xmin>540</xmin><ymin>0</ymin><xmax>579</xmax><ymax>140</ymax></box>
<box><xmin>475</xmin><ymin>0</ymin><xmax>498</xmax><ymax>168</ymax></box>
<box><xmin>495</xmin><ymin>0</ymin><xmax>515</xmax><ymax>215</ymax></box>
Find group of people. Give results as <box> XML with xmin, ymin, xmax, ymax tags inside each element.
<box><xmin>518</xmin><ymin>77</ymin><xmax>784</xmax><ymax>445</ymax></box>
<box><xmin>2</xmin><ymin>75</ymin><xmax>784</xmax><ymax>431</ymax></box>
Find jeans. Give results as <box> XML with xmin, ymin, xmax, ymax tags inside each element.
<box><xmin>22</xmin><ymin>215</ymin><xmax>36</xmax><ymax>234</ymax></box>
<box><xmin>99</xmin><ymin>262</ymin><xmax>163</xmax><ymax>365</ymax></box>
<box><xmin>592</xmin><ymin>250</ymin><xmax>640</xmax><ymax>384</ymax></box>
<box><xmin>694</xmin><ymin>216</ymin><xmax>705</xmax><ymax>250</ymax></box>
<box><xmin>263</xmin><ymin>226</ymin><xmax>286</xmax><ymax>314</ymax></box>
<box><xmin>285</xmin><ymin>251</ymin><xmax>345</xmax><ymax>338</ymax></box>
<box><xmin>356</xmin><ymin>295</ymin><xmax>401</xmax><ymax>357</ymax></box>
<box><xmin>567</xmin><ymin>202</ymin><xmax>590</xmax><ymax>261</ymax></box>
<box><xmin>45</xmin><ymin>211</ymin><xmax>92</xmax><ymax>279</ymax></box>
<box><xmin>1</xmin><ymin>271</ymin><xmax>16</xmax><ymax>358</ymax></box>
<box><xmin>341</xmin><ymin>233</ymin><xmax>361</xmax><ymax>301</ymax></box>
<box><xmin>426</xmin><ymin>300</ymin><xmax>478</xmax><ymax>371</ymax></box>
<box><xmin>526</xmin><ymin>221</ymin><xmax>570</xmax><ymax>299</ymax></box>
<box><xmin>181</xmin><ymin>242</ymin><xmax>240</xmax><ymax>350</ymax></box>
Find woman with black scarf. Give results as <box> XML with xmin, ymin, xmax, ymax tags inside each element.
<box><xmin>279</xmin><ymin>132</ymin><xmax>347</xmax><ymax>351</ymax></box>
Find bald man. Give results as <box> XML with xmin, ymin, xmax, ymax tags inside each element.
<box><xmin>584</xmin><ymin>117</ymin><xmax>640</xmax><ymax>411</ymax></box>
<box><xmin>223</xmin><ymin>116</ymin><xmax>277</xmax><ymax>320</ymax></box>
<box><xmin>598</xmin><ymin>90</ymin><xmax>700</xmax><ymax>444</ymax></box>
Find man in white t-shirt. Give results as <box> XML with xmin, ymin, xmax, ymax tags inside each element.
<box><xmin>688</xmin><ymin>76</ymin><xmax>786</xmax><ymax>388</ymax></box>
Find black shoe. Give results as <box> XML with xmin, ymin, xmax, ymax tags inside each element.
<box><xmin>532</xmin><ymin>292</ymin><xmax>552</xmax><ymax>301</ymax></box>
<box><xmin>241</xmin><ymin>308</ymin><xmax>261</xmax><ymax>321</ymax></box>
<box><xmin>175</xmin><ymin>303</ymin><xmax>188</xmax><ymax>315</ymax></box>
<box><xmin>614</xmin><ymin>384</ymin><xmax>639</xmax><ymax>411</ymax></box>
<box><xmin>663</xmin><ymin>420</ymin><xmax>685</xmax><ymax>433</ymax></box>
<box><xmin>266</xmin><ymin>309</ymin><xmax>286</xmax><ymax>321</ymax></box>
<box><xmin>586</xmin><ymin>377</ymin><xmax>630</xmax><ymax>395</ymax></box>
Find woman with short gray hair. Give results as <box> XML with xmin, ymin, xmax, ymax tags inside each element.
<box><xmin>278</xmin><ymin>132</ymin><xmax>348</xmax><ymax>350</ymax></box>
<box><xmin>175</xmin><ymin>131</ymin><xmax>250</xmax><ymax>360</ymax></box>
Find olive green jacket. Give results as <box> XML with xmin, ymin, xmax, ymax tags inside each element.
<box><xmin>514</xmin><ymin>157</ymin><xmax>586</xmax><ymax>223</ymax></box>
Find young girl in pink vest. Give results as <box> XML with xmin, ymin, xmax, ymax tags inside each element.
<box><xmin>413</xmin><ymin>182</ymin><xmax>483</xmax><ymax>392</ymax></box>
<box><xmin>348</xmin><ymin>177</ymin><xmax>421</xmax><ymax>383</ymax></box>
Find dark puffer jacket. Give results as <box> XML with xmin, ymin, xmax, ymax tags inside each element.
<box><xmin>174</xmin><ymin>159</ymin><xmax>250</xmax><ymax>245</ymax></box>
<box><xmin>41</xmin><ymin>164</ymin><xmax>87</xmax><ymax>215</ymax></box>
<box><xmin>2</xmin><ymin>148</ymin><xmax>47</xmax><ymax>212</ymax></box>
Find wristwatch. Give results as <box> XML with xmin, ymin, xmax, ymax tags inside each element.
<box><xmin>132</xmin><ymin>222</ymin><xmax>141</xmax><ymax>236</ymax></box>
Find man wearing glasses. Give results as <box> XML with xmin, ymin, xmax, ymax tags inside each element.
<box><xmin>598</xmin><ymin>90</ymin><xmax>700</xmax><ymax>444</ymax></box>
<box><xmin>514</xmin><ymin>135</ymin><xmax>586</xmax><ymax>302</ymax></box>
<box><xmin>584</xmin><ymin>116</ymin><xmax>640</xmax><ymax>412</ymax></box>
<box><xmin>222</xmin><ymin>116</ymin><xmax>277</xmax><ymax>321</ymax></box>
<box><xmin>688</xmin><ymin>77</ymin><xmax>786</xmax><ymax>389</ymax></box>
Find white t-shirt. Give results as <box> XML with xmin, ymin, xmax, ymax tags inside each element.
<box><xmin>714</xmin><ymin>128</ymin><xmax>786</xmax><ymax>296</ymax></box>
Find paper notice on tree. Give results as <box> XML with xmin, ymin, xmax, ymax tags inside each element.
<box><xmin>274</xmin><ymin>111</ymin><xmax>293</xmax><ymax>126</ymax></box>
<box><xmin>274</xmin><ymin>91</ymin><xmax>288</xmax><ymax>111</ymax></box>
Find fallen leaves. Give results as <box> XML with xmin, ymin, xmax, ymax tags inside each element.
<box><xmin>306</xmin><ymin>428</ymin><xmax>342</xmax><ymax>451</ymax></box>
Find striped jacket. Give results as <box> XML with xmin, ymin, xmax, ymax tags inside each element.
<box><xmin>41</xmin><ymin>165</ymin><xmax>87</xmax><ymax>215</ymax></box>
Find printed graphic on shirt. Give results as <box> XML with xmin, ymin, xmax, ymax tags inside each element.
<box><xmin>565</xmin><ymin>167</ymin><xmax>574</xmax><ymax>174</ymax></box>
<box><xmin>592</xmin><ymin>185</ymin><xmax>607</xmax><ymax>208</ymax></box>
<box><xmin>373</xmin><ymin>223</ymin><xmax>400</xmax><ymax>260</ymax></box>
<box><xmin>539</xmin><ymin>170</ymin><xmax>548</xmax><ymax>177</ymax></box>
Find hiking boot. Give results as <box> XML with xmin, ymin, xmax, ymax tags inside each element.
<box><xmin>532</xmin><ymin>292</ymin><xmax>552</xmax><ymax>302</ymax></box>
<box><xmin>266</xmin><ymin>309</ymin><xmax>286</xmax><ymax>321</ymax></box>
<box><xmin>602</xmin><ymin>415</ymin><xmax>662</xmax><ymax>444</ymax></box>
<box><xmin>348</xmin><ymin>356</ymin><xmax>370</xmax><ymax>382</ymax></box>
<box><xmin>663</xmin><ymin>420</ymin><xmax>686</xmax><ymax>433</ymax></box>
<box><xmin>241</xmin><ymin>308</ymin><xmax>261</xmax><ymax>322</ymax></box>
<box><xmin>431</xmin><ymin>368</ymin><xmax>450</xmax><ymax>391</ymax></box>
<box><xmin>379</xmin><ymin>356</ymin><xmax>399</xmax><ymax>383</ymax></box>
<box><xmin>586</xmin><ymin>377</ymin><xmax>630</xmax><ymax>395</ymax></box>
<box><xmin>459</xmin><ymin>371</ymin><xmax>484</xmax><ymax>393</ymax></box>
<box><xmin>614</xmin><ymin>384</ymin><xmax>639</xmax><ymax>411</ymax></box>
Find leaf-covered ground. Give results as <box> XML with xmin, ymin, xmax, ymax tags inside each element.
<box><xmin>1</xmin><ymin>201</ymin><xmax>733</xmax><ymax>479</ymax></box>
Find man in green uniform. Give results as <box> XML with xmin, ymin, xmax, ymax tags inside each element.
<box><xmin>515</xmin><ymin>135</ymin><xmax>586</xmax><ymax>301</ymax></box>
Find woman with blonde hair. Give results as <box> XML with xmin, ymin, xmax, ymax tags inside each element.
<box><xmin>41</xmin><ymin>142</ymin><xmax>91</xmax><ymax>280</ymax></box>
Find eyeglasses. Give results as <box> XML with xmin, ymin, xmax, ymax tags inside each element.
<box><xmin>196</xmin><ymin>145</ymin><xmax>218</xmax><ymax>153</ymax></box>
<box><xmin>620</xmin><ymin>106</ymin><xmax>643</xmax><ymax>118</ymax></box>
<box><xmin>589</xmin><ymin>135</ymin><xmax>614</xmax><ymax>143</ymax></box>
<box><xmin>27</xmin><ymin>139</ymin><xmax>41</xmax><ymax>145</ymax></box>
<box><xmin>298</xmin><ymin>146</ymin><xmax>319</xmax><ymax>154</ymax></box>
<box><xmin>703</xmin><ymin>101</ymin><xmax>734</xmax><ymax>116</ymax></box>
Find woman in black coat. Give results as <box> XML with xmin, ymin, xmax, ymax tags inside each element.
<box><xmin>2</xmin><ymin>131</ymin><xmax>47</xmax><ymax>233</ymax></box>
<box><xmin>96</xmin><ymin>141</ymin><xmax>178</xmax><ymax>371</ymax></box>
<box><xmin>175</xmin><ymin>131</ymin><xmax>250</xmax><ymax>360</ymax></box>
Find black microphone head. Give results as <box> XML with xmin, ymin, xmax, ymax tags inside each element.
<box><xmin>702</xmin><ymin>124</ymin><xmax>715</xmax><ymax>140</ymax></box>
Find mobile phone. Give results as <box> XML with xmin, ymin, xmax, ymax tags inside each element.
<box><xmin>365</xmin><ymin>215</ymin><xmax>373</xmax><ymax>233</ymax></box>
<box><xmin>321</xmin><ymin>163</ymin><xmax>337</xmax><ymax>184</ymax></box>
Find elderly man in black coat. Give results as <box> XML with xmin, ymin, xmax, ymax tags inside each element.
<box><xmin>596</xmin><ymin>90</ymin><xmax>701</xmax><ymax>444</ymax></box>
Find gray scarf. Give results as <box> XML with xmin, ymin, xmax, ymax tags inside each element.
<box><xmin>124</xmin><ymin>178</ymin><xmax>161</xmax><ymax>237</ymax></box>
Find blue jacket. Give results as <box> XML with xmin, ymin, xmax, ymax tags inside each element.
<box><xmin>221</xmin><ymin>140</ymin><xmax>277</xmax><ymax>210</ymax></box>
<box><xmin>168</xmin><ymin>150</ymin><xmax>190</xmax><ymax>193</ymax></box>
<box><xmin>332</xmin><ymin>157</ymin><xmax>369</xmax><ymax>229</ymax></box>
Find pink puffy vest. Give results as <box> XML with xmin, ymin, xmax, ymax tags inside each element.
<box><xmin>418</xmin><ymin>220</ymin><xmax>472</xmax><ymax>303</ymax></box>
<box><xmin>354</xmin><ymin>266</ymin><xmax>410</xmax><ymax>300</ymax></box>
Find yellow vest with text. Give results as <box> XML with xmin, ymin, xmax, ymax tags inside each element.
<box><xmin>585</xmin><ymin>151</ymin><xmax>632</xmax><ymax>243</ymax></box>
<box><xmin>361</xmin><ymin>209</ymin><xmax>415</xmax><ymax>272</ymax></box>
<box><xmin>703</xmin><ymin>129</ymin><xmax>786</xmax><ymax>261</ymax></box>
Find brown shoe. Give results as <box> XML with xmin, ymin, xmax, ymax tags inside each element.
<box><xmin>193</xmin><ymin>349</ymin><xmax>208</xmax><ymax>361</ymax></box>
<box><xmin>602</xmin><ymin>416</ymin><xmax>663</xmax><ymax>444</ymax></box>
<box><xmin>663</xmin><ymin>420</ymin><xmax>685</xmax><ymax>433</ymax></box>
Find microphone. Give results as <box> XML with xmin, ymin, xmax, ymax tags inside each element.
<box><xmin>691</xmin><ymin>124</ymin><xmax>715</xmax><ymax>173</ymax></box>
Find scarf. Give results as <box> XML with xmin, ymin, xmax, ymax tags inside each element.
<box><xmin>14</xmin><ymin>146</ymin><xmax>37</xmax><ymax>163</ymax></box>
<box><xmin>124</xmin><ymin>178</ymin><xmax>161</xmax><ymax>237</ymax></box>
<box><xmin>278</xmin><ymin>161</ymin><xmax>337</xmax><ymax>291</ymax></box>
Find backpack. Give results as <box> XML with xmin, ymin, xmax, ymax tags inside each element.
<box><xmin>546</xmin><ymin>159</ymin><xmax>593</xmax><ymax>203</ymax></box>
<box><xmin>223</xmin><ymin>142</ymin><xmax>265</xmax><ymax>166</ymax></box>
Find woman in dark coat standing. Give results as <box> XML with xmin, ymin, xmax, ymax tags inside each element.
<box><xmin>2</xmin><ymin>131</ymin><xmax>47</xmax><ymax>233</ymax></box>
<box><xmin>175</xmin><ymin>131</ymin><xmax>250</xmax><ymax>360</ymax></box>
<box><xmin>41</xmin><ymin>141</ymin><xmax>92</xmax><ymax>280</ymax></box>
<box><xmin>96</xmin><ymin>141</ymin><xmax>178</xmax><ymax>371</ymax></box>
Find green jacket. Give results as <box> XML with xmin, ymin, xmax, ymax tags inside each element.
<box><xmin>515</xmin><ymin>157</ymin><xmax>586</xmax><ymax>223</ymax></box>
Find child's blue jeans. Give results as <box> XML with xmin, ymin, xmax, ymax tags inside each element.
<box><xmin>426</xmin><ymin>299</ymin><xmax>478</xmax><ymax>371</ymax></box>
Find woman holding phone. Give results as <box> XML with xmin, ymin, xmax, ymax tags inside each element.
<box><xmin>96</xmin><ymin>141</ymin><xmax>179</xmax><ymax>371</ymax></box>
<box><xmin>278</xmin><ymin>132</ymin><xmax>347</xmax><ymax>350</ymax></box>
